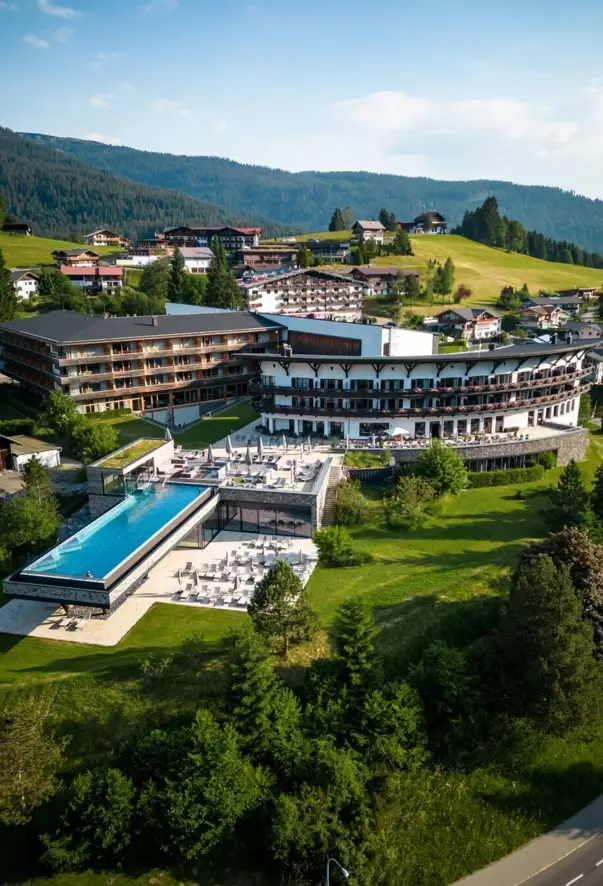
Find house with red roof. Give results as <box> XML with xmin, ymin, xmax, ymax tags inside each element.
<box><xmin>61</xmin><ymin>265</ymin><xmax>123</xmax><ymax>292</ymax></box>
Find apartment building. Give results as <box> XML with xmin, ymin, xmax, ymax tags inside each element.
<box><xmin>156</xmin><ymin>226</ymin><xmax>262</xmax><ymax>253</ymax></box>
<box><xmin>0</xmin><ymin>311</ymin><xmax>283</xmax><ymax>419</ymax></box>
<box><xmin>239</xmin><ymin>268</ymin><xmax>364</xmax><ymax>321</ymax></box>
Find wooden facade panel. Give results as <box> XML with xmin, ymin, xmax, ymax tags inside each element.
<box><xmin>288</xmin><ymin>331</ymin><xmax>361</xmax><ymax>356</ymax></box>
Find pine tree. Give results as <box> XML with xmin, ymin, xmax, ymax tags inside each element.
<box><xmin>554</xmin><ymin>459</ymin><xmax>590</xmax><ymax>527</ymax></box>
<box><xmin>0</xmin><ymin>248</ymin><xmax>18</xmax><ymax>322</ymax></box>
<box><xmin>248</xmin><ymin>559</ymin><xmax>317</xmax><ymax>656</ymax></box>
<box><xmin>440</xmin><ymin>256</ymin><xmax>455</xmax><ymax>299</ymax></box>
<box><xmin>296</xmin><ymin>245</ymin><xmax>311</xmax><ymax>268</ymax></box>
<box><xmin>328</xmin><ymin>208</ymin><xmax>345</xmax><ymax>232</ymax></box>
<box><xmin>205</xmin><ymin>237</ymin><xmax>229</xmax><ymax>308</ymax></box>
<box><xmin>334</xmin><ymin>598</ymin><xmax>380</xmax><ymax>692</ymax></box>
<box><xmin>167</xmin><ymin>248</ymin><xmax>186</xmax><ymax>303</ymax></box>
<box><xmin>225</xmin><ymin>629</ymin><xmax>277</xmax><ymax>750</ymax></box>
<box><xmin>591</xmin><ymin>464</ymin><xmax>603</xmax><ymax>526</ymax></box>
<box><xmin>499</xmin><ymin>555</ymin><xmax>602</xmax><ymax>734</ymax></box>
<box><xmin>392</xmin><ymin>228</ymin><xmax>413</xmax><ymax>256</ymax></box>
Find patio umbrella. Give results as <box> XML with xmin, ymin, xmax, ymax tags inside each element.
<box><xmin>257</xmin><ymin>436</ymin><xmax>264</xmax><ymax>459</ymax></box>
<box><xmin>386</xmin><ymin>426</ymin><xmax>411</xmax><ymax>437</ymax></box>
<box><xmin>233</xmin><ymin>574</ymin><xmax>238</xmax><ymax>592</ymax></box>
<box><xmin>345</xmin><ymin>433</ymin><xmax>350</xmax><ymax>450</ymax></box>
<box><xmin>245</xmin><ymin>445</ymin><xmax>253</xmax><ymax>466</ymax></box>
<box><xmin>298</xmin><ymin>548</ymin><xmax>304</xmax><ymax>566</ymax></box>
<box><xmin>371</xmin><ymin>434</ymin><xmax>376</xmax><ymax>448</ymax></box>
<box><xmin>290</xmin><ymin>463</ymin><xmax>296</xmax><ymax>486</ymax></box>
<box><xmin>164</xmin><ymin>427</ymin><xmax>173</xmax><ymax>442</ymax></box>
<box><xmin>281</xmin><ymin>433</ymin><xmax>287</xmax><ymax>453</ymax></box>
<box><xmin>226</xmin><ymin>435</ymin><xmax>234</xmax><ymax>457</ymax></box>
<box><xmin>307</xmin><ymin>435</ymin><xmax>312</xmax><ymax>450</ymax></box>
<box><xmin>207</xmin><ymin>443</ymin><xmax>214</xmax><ymax>464</ymax></box>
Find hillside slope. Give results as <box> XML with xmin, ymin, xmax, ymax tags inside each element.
<box><xmin>0</xmin><ymin>233</ymin><xmax>119</xmax><ymax>268</ymax></box>
<box><xmin>22</xmin><ymin>131</ymin><xmax>603</xmax><ymax>252</ymax></box>
<box><xmin>0</xmin><ymin>128</ymin><xmax>282</xmax><ymax>241</ymax></box>
<box><xmin>374</xmin><ymin>235</ymin><xmax>603</xmax><ymax>310</ymax></box>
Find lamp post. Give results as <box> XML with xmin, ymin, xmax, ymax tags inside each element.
<box><xmin>325</xmin><ymin>857</ymin><xmax>350</xmax><ymax>885</ymax></box>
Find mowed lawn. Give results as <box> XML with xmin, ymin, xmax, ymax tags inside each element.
<box><xmin>0</xmin><ymin>233</ymin><xmax>118</xmax><ymax>268</ymax></box>
<box><xmin>4</xmin><ymin>428</ymin><xmax>602</xmax><ymax>686</ymax></box>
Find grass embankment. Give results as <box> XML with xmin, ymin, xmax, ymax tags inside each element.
<box><xmin>0</xmin><ymin>233</ymin><xmax>118</xmax><ymax>268</ymax></box>
<box><xmin>97</xmin><ymin>438</ymin><xmax>163</xmax><ymax>469</ymax></box>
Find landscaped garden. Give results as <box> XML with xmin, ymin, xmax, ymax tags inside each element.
<box><xmin>3</xmin><ymin>425</ymin><xmax>603</xmax><ymax>886</ymax></box>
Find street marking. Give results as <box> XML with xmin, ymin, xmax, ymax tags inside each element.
<box><xmin>566</xmin><ymin>876</ymin><xmax>583</xmax><ymax>886</ymax></box>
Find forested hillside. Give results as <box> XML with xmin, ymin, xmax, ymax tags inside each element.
<box><xmin>23</xmin><ymin>131</ymin><xmax>603</xmax><ymax>252</ymax></box>
<box><xmin>0</xmin><ymin>128</ymin><xmax>282</xmax><ymax>240</ymax></box>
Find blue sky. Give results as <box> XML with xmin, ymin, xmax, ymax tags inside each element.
<box><xmin>2</xmin><ymin>0</ymin><xmax>603</xmax><ymax>196</ymax></box>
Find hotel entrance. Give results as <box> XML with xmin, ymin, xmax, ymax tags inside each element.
<box><xmin>430</xmin><ymin>422</ymin><xmax>441</xmax><ymax>438</ymax></box>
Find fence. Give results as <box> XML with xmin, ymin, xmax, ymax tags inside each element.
<box><xmin>346</xmin><ymin>466</ymin><xmax>393</xmax><ymax>483</ymax></box>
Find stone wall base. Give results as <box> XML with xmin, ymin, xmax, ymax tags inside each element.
<box><xmin>88</xmin><ymin>494</ymin><xmax>123</xmax><ymax>518</ymax></box>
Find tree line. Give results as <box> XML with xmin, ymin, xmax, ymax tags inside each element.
<box><xmin>455</xmin><ymin>196</ymin><xmax>603</xmax><ymax>269</ymax></box>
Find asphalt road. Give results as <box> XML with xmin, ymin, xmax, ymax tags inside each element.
<box><xmin>525</xmin><ymin>833</ymin><xmax>603</xmax><ymax>885</ymax></box>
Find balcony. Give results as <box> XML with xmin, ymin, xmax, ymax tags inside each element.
<box><xmin>249</xmin><ymin>368</ymin><xmax>588</xmax><ymax>400</ymax></box>
<box><xmin>69</xmin><ymin>371</ymin><xmax>258</xmax><ymax>401</ymax></box>
<box><xmin>253</xmin><ymin>381</ymin><xmax>591</xmax><ymax>419</ymax></box>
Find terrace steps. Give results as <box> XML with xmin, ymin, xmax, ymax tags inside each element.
<box><xmin>321</xmin><ymin>459</ymin><xmax>343</xmax><ymax>526</ymax></box>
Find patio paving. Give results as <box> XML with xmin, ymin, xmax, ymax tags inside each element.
<box><xmin>0</xmin><ymin>531</ymin><xmax>318</xmax><ymax>647</ymax></box>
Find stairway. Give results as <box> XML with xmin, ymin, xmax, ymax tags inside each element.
<box><xmin>321</xmin><ymin>458</ymin><xmax>343</xmax><ymax>527</ymax></box>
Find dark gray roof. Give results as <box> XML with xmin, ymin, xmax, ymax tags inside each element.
<box><xmin>9</xmin><ymin>270</ymin><xmax>39</xmax><ymax>283</ymax></box>
<box><xmin>436</xmin><ymin>306</ymin><xmax>501</xmax><ymax>321</ymax></box>
<box><xmin>0</xmin><ymin>310</ymin><xmax>283</xmax><ymax>344</ymax></box>
<box><xmin>563</xmin><ymin>321</ymin><xmax>603</xmax><ymax>331</ymax></box>
<box><xmin>248</xmin><ymin>340</ymin><xmax>593</xmax><ymax>365</ymax></box>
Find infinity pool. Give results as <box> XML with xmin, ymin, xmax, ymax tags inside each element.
<box><xmin>23</xmin><ymin>483</ymin><xmax>207</xmax><ymax>581</ymax></box>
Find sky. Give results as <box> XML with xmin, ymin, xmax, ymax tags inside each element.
<box><xmin>3</xmin><ymin>0</ymin><xmax>603</xmax><ymax>198</ymax></box>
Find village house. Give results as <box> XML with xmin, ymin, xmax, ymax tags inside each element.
<box><xmin>352</xmin><ymin>221</ymin><xmax>385</xmax><ymax>244</ymax></box>
<box><xmin>52</xmin><ymin>249</ymin><xmax>101</xmax><ymax>268</ymax></box>
<box><xmin>180</xmin><ymin>246</ymin><xmax>214</xmax><ymax>274</ymax></box>
<box><xmin>0</xmin><ymin>434</ymin><xmax>61</xmax><ymax>473</ymax></box>
<box><xmin>524</xmin><ymin>295</ymin><xmax>585</xmax><ymax>316</ymax></box>
<box><xmin>519</xmin><ymin>305</ymin><xmax>567</xmax><ymax>330</ymax></box>
<box><xmin>399</xmin><ymin>211</ymin><xmax>448</xmax><ymax>235</ymax></box>
<box><xmin>84</xmin><ymin>229</ymin><xmax>131</xmax><ymax>248</ymax></box>
<box><xmin>350</xmin><ymin>266</ymin><xmax>419</xmax><ymax>297</ymax></box>
<box><xmin>433</xmin><ymin>306</ymin><xmax>502</xmax><ymax>341</ymax></box>
<box><xmin>556</xmin><ymin>287</ymin><xmax>600</xmax><ymax>301</ymax></box>
<box><xmin>115</xmin><ymin>248</ymin><xmax>174</xmax><ymax>268</ymax></box>
<box><xmin>562</xmin><ymin>321</ymin><xmax>603</xmax><ymax>341</ymax></box>
<box><xmin>61</xmin><ymin>265</ymin><xmax>123</xmax><ymax>292</ymax></box>
<box><xmin>9</xmin><ymin>270</ymin><xmax>39</xmax><ymax>300</ymax></box>
<box><xmin>306</xmin><ymin>239</ymin><xmax>351</xmax><ymax>263</ymax></box>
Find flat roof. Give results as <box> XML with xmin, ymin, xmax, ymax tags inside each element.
<box><xmin>1</xmin><ymin>435</ymin><xmax>60</xmax><ymax>455</ymax></box>
<box><xmin>249</xmin><ymin>340</ymin><xmax>593</xmax><ymax>365</ymax></box>
<box><xmin>0</xmin><ymin>310</ymin><xmax>284</xmax><ymax>345</ymax></box>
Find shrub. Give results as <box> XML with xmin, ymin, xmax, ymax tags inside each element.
<box><xmin>333</xmin><ymin>479</ymin><xmax>370</xmax><ymax>527</ymax></box>
<box><xmin>343</xmin><ymin>451</ymin><xmax>389</xmax><ymax>468</ymax></box>
<box><xmin>0</xmin><ymin>417</ymin><xmax>36</xmax><ymax>436</ymax></box>
<box><xmin>386</xmin><ymin>475</ymin><xmax>437</xmax><ymax>530</ymax></box>
<box><xmin>313</xmin><ymin>526</ymin><xmax>371</xmax><ymax>568</ymax></box>
<box><xmin>468</xmin><ymin>465</ymin><xmax>545</xmax><ymax>488</ymax></box>
<box><xmin>536</xmin><ymin>451</ymin><xmax>557</xmax><ymax>470</ymax></box>
<box><xmin>416</xmin><ymin>440</ymin><xmax>468</xmax><ymax>495</ymax></box>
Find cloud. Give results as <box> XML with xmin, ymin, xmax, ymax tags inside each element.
<box><xmin>91</xmin><ymin>50</ymin><xmax>117</xmax><ymax>68</ymax></box>
<box><xmin>148</xmin><ymin>97</ymin><xmax>192</xmax><ymax>118</ymax></box>
<box><xmin>89</xmin><ymin>93</ymin><xmax>116</xmax><ymax>109</ymax></box>
<box><xmin>0</xmin><ymin>2</ymin><xmax>19</xmax><ymax>11</ymax></box>
<box><xmin>83</xmin><ymin>131</ymin><xmax>120</xmax><ymax>145</ymax></box>
<box><xmin>37</xmin><ymin>0</ymin><xmax>80</xmax><ymax>18</ymax></box>
<box><xmin>24</xmin><ymin>32</ymin><xmax>50</xmax><ymax>48</ymax></box>
<box><xmin>53</xmin><ymin>25</ymin><xmax>73</xmax><ymax>42</ymax></box>
<box><xmin>118</xmin><ymin>80</ymin><xmax>136</xmax><ymax>92</ymax></box>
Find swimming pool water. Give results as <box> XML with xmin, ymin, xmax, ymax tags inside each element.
<box><xmin>24</xmin><ymin>483</ymin><xmax>206</xmax><ymax>581</ymax></box>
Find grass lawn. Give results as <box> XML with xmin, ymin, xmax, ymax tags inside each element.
<box><xmin>97</xmin><ymin>438</ymin><xmax>163</xmax><ymax>469</ymax></box>
<box><xmin>104</xmin><ymin>401</ymin><xmax>260</xmax><ymax>449</ymax></box>
<box><xmin>0</xmin><ymin>233</ymin><xmax>118</xmax><ymax>268</ymax></box>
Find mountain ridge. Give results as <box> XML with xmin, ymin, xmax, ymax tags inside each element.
<box><xmin>21</xmin><ymin>131</ymin><xmax>603</xmax><ymax>253</ymax></box>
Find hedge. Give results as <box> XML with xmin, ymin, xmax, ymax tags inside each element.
<box><xmin>468</xmin><ymin>465</ymin><xmax>545</xmax><ymax>488</ymax></box>
<box><xmin>88</xmin><ymin>408</ymin><xmax>132</xmax><ymax>421</ymax></box>
<box><xmin>0</xmin><ymin>418</ymin><xmax>37</xmax><ymax>436</ymax></box>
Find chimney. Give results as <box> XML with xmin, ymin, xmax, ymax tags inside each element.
<box><xmin>151</xmin><ymin>315</ymin><xmax>158</xmax><ymax>327</ymax></box>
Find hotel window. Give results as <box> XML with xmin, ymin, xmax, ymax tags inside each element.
<box><xmin>457</xmin><ymin>419</ymin><xmax>467</xmax><ymax>435</ymax></box>
<box><xmin>470</xmin><ymin>418</ymin><xmax>480</xmax><ymax>434</ymax></box>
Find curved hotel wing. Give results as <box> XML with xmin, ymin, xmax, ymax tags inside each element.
<box><xmin>248</xmin><ymin>339</ymin><xmax>593</xmax><ymax>467</ymax></box>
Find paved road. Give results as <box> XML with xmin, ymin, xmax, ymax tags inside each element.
<box><xmin>524</xmin><ymin>833</ymin><xmax>603</xmax><ymax>885</ymax></box>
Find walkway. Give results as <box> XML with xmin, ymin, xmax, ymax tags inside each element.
<box><xmin>451</xmin><ymin>794</ymin><xmax>603</xmax><ymax>886</ymax></box>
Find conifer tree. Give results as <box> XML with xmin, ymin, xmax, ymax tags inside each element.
<box><xmin>248</xmin><ymin>560</ymin><xmax>317</xmax><ymax>656</ymax></box>
<box><xmin>0</xmin><ymin>248</ymin><xmax>18</xmax><ymax>322</ymax></box>
<box><xmin>23</xmin><ymin>457</ymin><xmax>54</xmax><ymax>505</ymax></box>
<box><xmin>499</xmin><ymin>555</ymin><xmax>602</xmax><ymax>734</ymax></box>
<box><xmin>296</xmin><ymin>245</ymin><xmax>311</xmax><ymax>268</ymax></box>
<box><xmin>554</xmin><ymin>459</ymin><xmax>590</xmax><ymax>527</ymax></box>
<box><xmin>392</xmin><ymin>228</ymin><xmax>413</xmax><ymax>256</ymax></box>
<box><xmin>328</xmin><ymin>208</ymin><xmax>345</xmax><ymax>232</ymax></box>
<box><xmin>167</xmin><ymin>248</ymin><xmax>187</xmax><ymax>303</ymax></box>
<box><xmin>591</xmin><ymin>463</ymin><xmax>603</xmax><ymax>526</ymax></box>
<box><xmin>225</xmin><ymin>629</ymin><xmax>277</xmax><ymax>750</ymax></box>
<box><xmin>334</xmin><ymin>598</ymin><xmax>380</xmax><ymax>692</ymax></box>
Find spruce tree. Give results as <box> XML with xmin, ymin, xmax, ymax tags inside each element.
<box><xmin>334</xmin><ymin>598</ymin><xmax>380</xmax><ymax>692</ymax></box>
<box><xmin>296</xmin><ymin>245</ymin><xmax>311</xmax><ymax>268</ymax></box>
<box><xmin>0</xmin><ymin>248</ymin><xmax>18</xmax><ymax>322</ymax></box>
<box><xmin>205</xmin><ymin>237</ymin><xmax>228</xmax><ymax>308</ymax></box>
<box><xmin>591</xmin><ymin>463</ymin><xmax>603</xmax><ymax>526</ymax></box>
<box><xmin>392</xmin><ymin>228</ymin><xmax>413</xmax><ymax>256</ymax></box>
<box><xmin>440</xmin><ymin>256</ymin><xmax>455</xmax><ymax>299</ymax></box>
<box><xmin>554</xmin><ymin>459</ymin><xmax>590</xmax><ymax>527</ymax></box>
<box><xmin>167</xmin><ymin>248</ymin><xmax>186</xmax><ymax>303</ymax></box>
<box><xmin>499</xmin><ymin>555</ymin><xmax>602</xmax><ymax>734</ymax></box>
<box><xmin>225</xmin><ymin>629</ymin><xmax>277</xmax><ymax>751</ymax></box>
<box><xmin>328</xmin><ymin>208</ymin><xmax>345</xmax><ymax>232</ymax></box>
<box><xmin>248</xmin><ymin>559</ymin><xmax>317</xmax><ymax>656</ymax></box>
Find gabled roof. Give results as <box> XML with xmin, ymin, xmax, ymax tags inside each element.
<box><xmin>354</xmin><ymin>220</ymin><xmax>385</xmax><ymax>231</ymax></box>
<box><xmin>415</xmin><ymin>211</ymin><xmax>446</xmax><ymax>223</ymax></box>
<box><xmin>9</xmin><ymin>270</ymin><xmax>39</xmax><ymax>283</ymax></box>
<box><xmin>179</xmin><ymin>247</ymin><xmax>214</xmax><ymax>259</ymax></box>
<box><xmin>436</xmin><ymin>306</ymin><xmax>501</xmax><ymax>321</ymax></box>
<box><xmin>351</xmin><ymin>266</ymin><xmax>401</xmax><ymax>278</ymax></box>
<box><xmin>52</xmin><ymin>248</ymin><xmax>100</xmax><ymax>258</ymax></box>
<box><xmin>61</xmin><ymin>265</ymin><xmax>123</xmax><ymax>277</ymax></box>
<box><xmin>563</xmin><ymin>321</ymin><xmax>603</xmax><ymax>332</ymax></box>
<box><xmin>86</xmin><ymin>229</ymin><xmax>125</xmax><ymax>238</ymax></box>
<box><xmin>0</xmin><ymin>434</ymin><xmax>60</xmax><ymax>455</ymax></box>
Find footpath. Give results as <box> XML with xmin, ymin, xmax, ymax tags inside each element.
<box><xmin>450</xmin><ymin>793</ymin><xmax>603</xmax><ymax>886</ymax></box>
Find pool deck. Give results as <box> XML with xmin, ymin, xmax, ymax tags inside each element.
<box><xmin>0</xmin><ymin>531</ymin><xmax>318</xmax><ymax>647</ymax></box>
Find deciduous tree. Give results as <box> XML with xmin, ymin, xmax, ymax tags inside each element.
<box><xmin>248</xmin><ymin>560</ymin><xmax>317</xmax><ymax>656</ymax></box>
<box><xmin>417</xmin><ymin>439</ymin><xmax>468</xmax><ymax>495</ymax></box>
